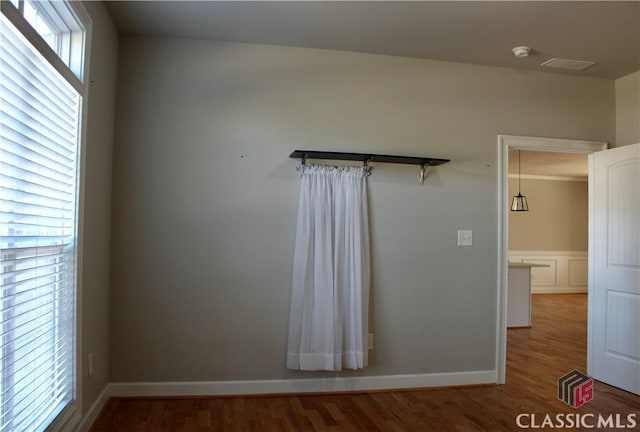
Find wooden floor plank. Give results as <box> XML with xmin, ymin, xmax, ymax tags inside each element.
<box><xmin>90</xmin><ymin>294</ymin><xmax>639</xmax><ymax>431</ymax></box>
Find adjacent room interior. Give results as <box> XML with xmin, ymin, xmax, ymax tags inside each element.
<box><xmin>506</xmin><ymin>149</ymin><xmax>589</xmax><ymax>377</ymax></box>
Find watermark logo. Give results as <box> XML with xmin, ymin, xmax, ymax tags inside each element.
<box><xmin>516</xmin><ymin>370</ymin><xmax>637</xmax><ymax>428</ymax></box>
<box><xmin>558</xmin><ymin>369</ymin><xmax>594</xmax><ymax>408</ymax></box>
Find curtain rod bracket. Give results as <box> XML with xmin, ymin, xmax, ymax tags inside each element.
<box><xmin>419</xmin><ymin>162</ymin><xmax>433</xmax><ymax>185</ymax></box>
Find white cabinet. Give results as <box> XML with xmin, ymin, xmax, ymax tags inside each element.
<box><xmin>507</xmin><ymin>263</ymin><xmax>550</xmax><ymax>327</ymax></box>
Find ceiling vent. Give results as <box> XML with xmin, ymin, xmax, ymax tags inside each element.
<box><xmin>541</xmin><ymin>58</ymin><xmax>596</xmax><ymax>71</ymax></box>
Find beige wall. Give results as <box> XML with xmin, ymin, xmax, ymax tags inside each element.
<box><xmin>509</xmin><ymin>178</ymin><xmax>588</xmax><ymax>251</ymax></box>
<box><xmin>615</xmin><ymin>71</ymin><xmax>640</xmax><ymax>146</ymax></box>
<box><xmin>80</xmin><ymin>1</ymin><xmax>118</xmax><ymax>414</ymax></box>
<box><xmin>110</xmin><ymin>36</ymin><xmax>614</xmax><ymax>382</ymax></box>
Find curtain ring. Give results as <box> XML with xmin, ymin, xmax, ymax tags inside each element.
<box><xmin>364</xmin><ymin>158</ymin><xmax>372</xmax><ymax>176</ymax></box>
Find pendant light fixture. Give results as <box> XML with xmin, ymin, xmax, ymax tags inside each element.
<box><xmin>511</xmin><ymin>150</ymin><xmax>529</xmax><ymax>212</ymax></box>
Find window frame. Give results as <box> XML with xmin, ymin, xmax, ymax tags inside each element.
<box><xmin>1</xmin><ymin>0</ymin><xmax>92</xmax><ymax>431</ymax></box>
<box><xmin>1</xmin><ymin>0</ymin><xmax>89</xmax><ymax>92</ymax></box>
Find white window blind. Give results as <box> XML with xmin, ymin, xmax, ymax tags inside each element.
<box><xmin>1</xmin><ymin>11</ymin><xmax>80</xmax><ymax>432</ymax></box>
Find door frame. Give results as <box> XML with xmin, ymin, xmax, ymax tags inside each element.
<box><xmin>496</xmin><ymin>135</ymin><xmax>607</xmax><ymax>384</ymax></box>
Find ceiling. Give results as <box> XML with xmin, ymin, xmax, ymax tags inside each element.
<box><xmin>105</xmin><ymin>1</ymin><xmax>640</xmax><ymax>79</ymax></box>
<box><xmin>508</xmin><ymin>150</ymin><xmax>587</xmax><ymax>178</ymax></box>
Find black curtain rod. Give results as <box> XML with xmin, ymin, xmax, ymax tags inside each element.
<box><xmin>289</xmin><ymin>150</ymin><xmax>450</xmax><ymax>167</ymax></box>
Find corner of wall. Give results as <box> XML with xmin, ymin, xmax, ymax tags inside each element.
<box><xmin>615</xmin><ymin>70</ymin><xmax>640</xmax><ymax>147</ymax></box>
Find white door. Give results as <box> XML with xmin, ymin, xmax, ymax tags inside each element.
<box><xmin>588</xmin><ymin>143</ymin><xmax>640</xmax><ymax>395</ymax></box>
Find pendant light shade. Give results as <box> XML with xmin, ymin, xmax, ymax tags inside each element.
<box><xmin>511</xmin><ymin>192</ymin><xmax>529</xmax><ymax>211</ymax></box>
<box><xmin>511</xmin><ymin>150</ymin><xmax>529</xmax><ymax>212</ymax></box>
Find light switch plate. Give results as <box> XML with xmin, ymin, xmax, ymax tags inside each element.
<box><xmin>458</xmin><ymin>230</ymin><xmax>473</xmax><ymax>246</ymax></box>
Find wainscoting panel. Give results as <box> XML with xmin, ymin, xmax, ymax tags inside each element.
<box><xmin>568</xmin><ymin>258</ymin><xmax>588</xmax><ymax>287</ymax></box>
<box><xmin>509</xmin><ymin>251</ymin><xmax>587</xmax><ymax>293</ymax></box>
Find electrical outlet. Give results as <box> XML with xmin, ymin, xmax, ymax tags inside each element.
<box><xmin>88</xmin><ymin>353</ymin><xmax>94</xmax><ymax>377</ymax></box>
<box><xmin>457</xmin><ymin>230</ymin><xmax>473</xmax><ymax>246</ymax></box>
<box><xmin>368</xmin><ymin>333</ymin><xmax>374</xmax><ymax>350</ymax></box>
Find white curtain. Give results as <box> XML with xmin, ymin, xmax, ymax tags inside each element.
<box><xmin>287</xmin><ymin>164</ymin><xmax>370</xmax><ymax>371</ymax></box>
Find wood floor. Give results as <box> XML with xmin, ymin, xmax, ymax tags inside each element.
<box><xmin>90</xmin><ymin>294</ymin><xmax>639</xmax><ymax>431</ymax></box>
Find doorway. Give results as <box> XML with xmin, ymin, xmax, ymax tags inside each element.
<box><xmin>496</xmin><ymin>135</ymin><xmax>607</xmax><ymax>383</ymax></box>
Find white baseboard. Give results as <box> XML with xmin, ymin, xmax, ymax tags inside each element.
<box><xmin>73</xmin><ymin>370</ymin><xmax>496</xmax><ymax>429</ymax></box>
<box><xmin>532</xmin><ymin>287</ymin><xmax>587</xmax><ymax>294</ymax></box>
<box><xmin>109</xmin><ymin>370</ymin><xmax>497</xmax><ymax>398</ymax></box>
<box><xmin>75</xmin><ymin>384</ymin><xmax>112</xmax><ymax>432</ymax></box>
